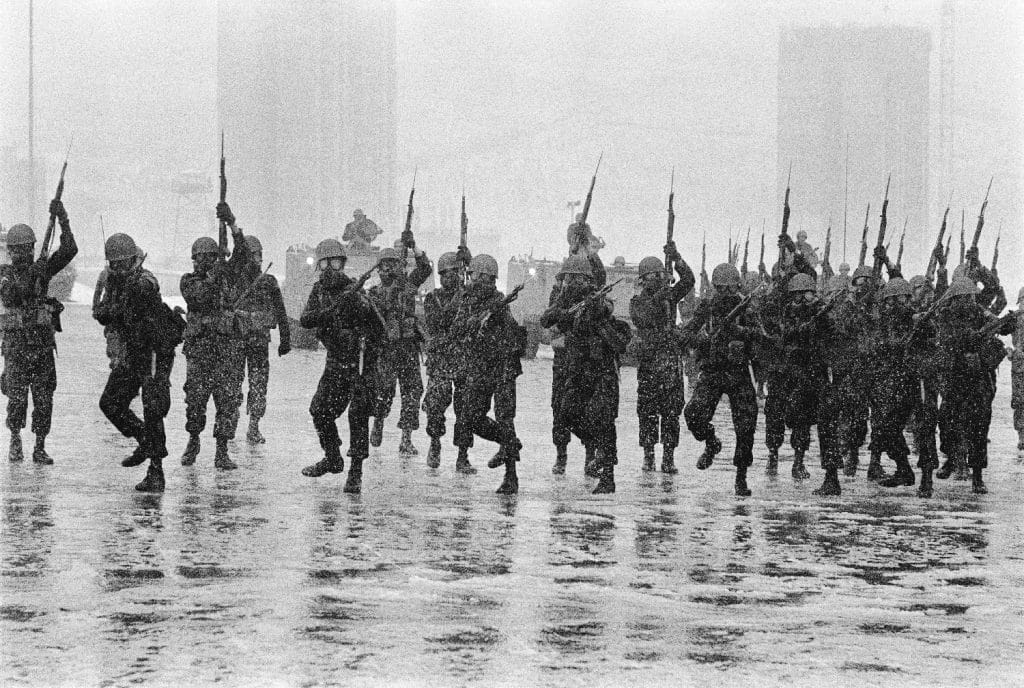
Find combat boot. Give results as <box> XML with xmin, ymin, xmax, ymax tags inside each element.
<box><xmin>583</xmin><ymin>446</ymin><xmax>599</xmax><ymax>478</ymax></box>
<box><xmin>813</xmin><ymin>468</ymin><xmax>841</xmax><ymax>496</ymax></box>
<box><xmin>370</xmin><ymin>417</ymin><xmax>384</xmax><ymax>448</ymax></box>
<box><xmin>734</xmin><ymin>466</ymin><xmax>751</xmax><ymax>497</ymax></box>
<box><xmin>426</xmin><ymin>438</ymin><xmax>442</xmax><ymax>468</ymax></box>
<box><xmin>343</xmin><ymin>457</ymin><xmax>364</xmax><ymax>494</ymax></box>
<box><xmin>552</xmin><ymin>445</ymin><xmax>567</xmax><ymax>475</ymax></box>
<box><xmin>488</xmin><ymin>445</ymin><xmax>506</xmax><ymax>469</ymax></box>
<box><xmin>32</xmin><ymin>437</ymin><xmax>53</xmax><ymax>465</ymax></box>
<box><xmin>641</xmin><ymin>445</ymin><xmax>656</xmax><ymax>472</ymax></box>
<box><xmin>661</xmin><ymin>447</ymin><xmax>678</xmax><ymax>474</ymax></box>
<box><xmin>246</xmin><ymin>417</ymin><xmax>265</xmax><ymax>444</ymax></box>
<box><xmin>213</xmin><ymin>437</ymin><xmax>237</xmax><ymax>470</ymax></box>
<box><xmin>917</xmin><ymin>468</ymin><xmax>934</xmax><ymax>498</ymax></box>
<box><xmin>496</xmin><ymin>446</ymin><xmax>519</xmax><ymax>494</ymax></box>
<box><xmin>843</xmin><ymin>448</ymin><xmax>859</xmax><ymax>477</ymax></box>
<box><xmin>696</xmin><ymin>433</ymin><xmax>721</xmax><ymax>470</ymax></box>
<box><xmin>971</xmin><ymin>466</ymin><xmax>987</xmax><ymax>494</ymax></box>
<box><xmin>455</xmin><ymin>447</ymin><xmax>477</xmax><ymax>474</ymax></box>
<box><xmin>135</xmin><ymin>458</ymin><xmax>165</xmax><ymax>493</ymax></box>
<box><xmin>8</xmin><ymin>432</ymin><xmax>23</xmax><ymax>462</ymax></box>
<box><xmin>398</xmin><ymin>429</ymin><xmax>418</xmax><ymax>456</ymax></box>
<box><xmin>880</xmin><ymin>456</ymin><xmax>915</xmax><ymax>487</ymax></box>
<box><xmin>592</xmin><ymin>463</ymin><xmax>615</xmax><ymax>494</ymax></box>
<box><xmin>181</xmin><ymin>434</ymin><xmax>200</xmax><ymax>466</ymax></box>
<box><xmin>866</xmin><ymin>450</ymin><xmax>888</xmax><ymax>482</ymax></box>
<box><xmin>1018</xmin><ymin>430</ymin><xmax>1024</xmax><ymax>451</ymax></box>
<box><xmin>766</xmin><ymin>448</ymin><xmax>779</xmax><ymax>476</ymax></box>
<box><xmin>936</xmin><ymin>456</ymin><xmax>955</xmax><ymax>479</ymax></box>
<box><xmin>791</xmin><ymin>449</ymin><xmax>810</xmax><ymax>480</ymax></box>
<box><xmin>122</xmin><ymin>443</ymin><xmax>148</xmax><ymax>467</ymax></box>
<box><xmin>301</xmin><ymin>447</ymin><xmax>344</xmax><ymax>477</ymax></box>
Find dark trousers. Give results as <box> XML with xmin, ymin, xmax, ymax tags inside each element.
<box><xmin>636</xmin><ymin>353</ymin><xmax>685</xmax><ymax>449</ymax></box>
<box><xmin>423</xmin><ymin>374</ymin><xmax>471</xmax><ymax>446</ymax></box>
<box><xmin>375</xmin><ymin>340</ymin><xmax>423</xmax><ymax>430</ymax></box>
<box><xmin>243</xmin><ymin>336</ymin><xmax>270</xmax><ymax>420</ymax></box>
<box><xmin>100</xmin><ymin>348</ymin><xmax>175</xmax><ymax>459</ymax></box>
<box><xmin>684</xmin><ymin>367</ymin><xmax>757</xmax><ymax>468</ymax></box>
<box><xmin>867</xmin><ymin>367</ymin><xmax>918</xmax><ymax>463</ymax></box>
<box><xmin>458</xmin><ymin>372</ymin><xmax>518</xmax><ymax>449</ymax></box>
<box><xmin>938</xmin><ymin>372</ymin><xmax>995</xmax><ymax>469</ymax></box>
<box><xmin>1</xmin><ymin>347</ymin><xmax>56</xmax><ymax>435</ymax></box>
<box><xmin>183</xmin><ymin>339</ymin><xmax>244</xmax><ymax>440</ymax></box>
<box><xmin>551</xmin><ymin>347</ymin><xmax>571</xmax><ymax>448</ymax></box>
<box><xmin>765</xmin><ymin>367</ymin><xmax>820</xmax><ymax>453</ymax></box>
<box><xmin>911</xmin><ymin>375</ymin><xmax>940</xmax><ymax>470</ymax></box>
<box><xmin>309</xmin><ymin>361</ymin><xmax>374</xmax><ymax>457</ymax></box>
<box><xmin>555</xmin><ymin>364</ymin><xmax>619</xmax><ymax>466</ymax></box>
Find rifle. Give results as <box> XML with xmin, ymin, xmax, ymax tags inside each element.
<box><xmin>218</xmin><ymin>132</ymin><xmax>227</xmax><ymax>263</ymax></box>
<box><xmin>821</xmin><ymin>221</ymin><xmax>832</xmax><ymax>281</ymax></box>
<box><xmin>479</xmin><ymin>283</ymin><xmax>525</xmax><ymax>331</ymax></box>
<box><xmin>728</xmin><ymin>232</ymin><xmax>733</xmax><ymax>266</ymax></box>
<box><xmin>970</xmin><ymin>177</ymin><xmax>993</xmax><ymax>251</ymax></box>
<box><xmin>707</xmin><ymin>282</ymin><xmax>767</xmax><ymax>340</ymax></box>
<box><xmin>35</xmin><ymin>150</ymin><xmax>71</xmax><ymax>297</ymax></box>
<box><xmin>741</xmin><ymin>227</ymin><xmax>750</xmax><ymax>276</ymax></box>
<box><xmin>758</xmin><ymin>223</ymin><xmax>766</xmax><ymax>278</ymax></box>
<box><xmin>858</xmin><ymin>203</ymin><xmax>870</xmax><ymax>267</ymax></box>
<box><xmin>565</xmin><ymin>278</ymin><xmax>624</xmax><ymax>317</ymax></box>
<box><xmin>345</xmin><ymin>264</ymin><xmax>379</xmax><ymax>295</ymax></box>
<box><xmin>895</xmin><ymin>218</ymin><xmax>907</xmax><ymax>270</ymax></box>
<box><xmin>871</xmin><ymin>175</ymin><xmax>891</xmax><ymax>279</ymax></box>
<box><xmin>902</xmin><ymin>289</ymin><xmax>953</xmax><ymax>348</ymax></box>
<box><xmin>231</xmin><ymin>262</ymin><xmax>273</xmax><ymax>309</ymax></box>
<box><xmin>459</xmin><ymin>189</ymin><xmax>469</xmax><ymax>282</ymax></box>
<box><xmin>574</xmin><ymin>153</ymin><xmax>602</xmax><ymax>246</ymax></box>
<box><xmin>402</xmin><ymin>169</ymin><xmax>417</xmax><ymax>264</ymax></box>
<box><xmin>699</xmin><ymin>232</ymin><xmax>709</xmax><ymax>296</ymax></box>
<box><xmin>99</xmin><ymin>214</ymin><xmax>106</xmax><ymax>244</ymax></box>
<box><xmin>778</xmin><ymin>163</ymin><xmax>792</xmax><ymax>264</ymax></box>
<box><xmin>959</xmin><ymin>208</ymin><xmax>965</xmax><ymax>264</ymax></box>
<box><xmin>991</xmin><ymin>223</ymin><xmax>1001</xmax><ymax>274</ymax></box>
<box><xmin>925</xmin><ymin>203</ymin><xmax>951</xmax><ymax>281</ymax></box>
<box><xmin>665</xmin><ymin>168</ymin><xmax>675</xmax><ymax>274</ymax></box>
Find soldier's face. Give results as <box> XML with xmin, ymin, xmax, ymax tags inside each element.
<box><xmin>109</xmin><ymin>256</ymin><xmax>136</xmax><ymax>275</ymax></box>
<box><xmin>642</xmin><ymin>272</ymin><xmax>665</xmax><ymax>290</ymax></box>
<box><xmin>912</xmin><ymin>286</ymin><xmax>933</xmax><ymax>306</ymax></box>
<box><xmin>794</xmin><ymin>290</ymin><xmax>815</xmax><ymax>303</ymax></box>
<box><xmin>470</xmin><ymin>272</ymin><xmax>495</xmax><ymax>289</ymax></box>
<box><xmin>194</xmin><ymin>253</ymin><xmax>218</xmax><ymax>272</ymax></box>
<box><xmin>716</xmin><ymin>284</ymin><xmax>739</xmax><ymax>297</ymax></box>
<box><xmin>8</xmin><ymin>245</ymin><xmax>33</xmax><ymax>266</ymax></box>
<box><xmin>379</xmin><ymin>259</ymin><xmax>402</xmax><ymax>280</ymax></box>
<box><xmin>251</xmin><ymin>251</ymin><xmax>262</xmax><ymax>267</ymax></box>
<box><xmin>439</xmin><ymin>269</ymin><xmax>460</xmax><ymax>290</ymax></box>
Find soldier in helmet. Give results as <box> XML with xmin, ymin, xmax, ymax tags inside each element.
<box><xmin>794</xmin><ymin>230</ymin><xmax>820</xmax><ymax>268</ymax></box>
<box><xmin>541</xmin><ymin>253</ymin><xmax>631</xmax><ymax>494</ymax></box>
<box><xmin>342</xmin><ymin>209</ymin><xmax>382</xmax><ymax>248</ymax></box>
<box><xmin>451</xmin><ymin>254</ymin><xmax>523</xmax><ymax>493</ymax></box>
<box><xmin>629</xmin><ymin>241</ymin><xmax>695</xmax><ymax>473</ymax></box>
<box><xmin>298</xmin><ymin>238</ymin><xmax>383</xmax><ymax>493</ymax></box>
<box><xmin>546</xmin><ymin>260</ymin><xmax>590</xmax><ymax>475</ymax></box>
<box><xmin>178</xmin><ymin>201</ymin><xmax>252</xmax><ymax>470</ymax></box>
<box><xmin>0</xmin><ymin>200</ymin><xmax>78</xmax><ymax>463</ymax></box>
<box><xmin>422</xmin><ymin>247</ymin><xmax>476</xmax><ymax>473</ymax></box>
<box><xmin>94</xmin><ymin>233</ymin><xmax>181</xmax><ymax>492</ymax></box>
<box><xmin>933</xmin><ymin>277</ymin><xmax>1014</xmax><ymax>494</ymax></box>
<box><xmin>236</xmin><ymin>235</ymin><xmax>291</xmax><ymax>444</ymax></box>
<box><xmin>367</xmin><ymin>240</ymin><xmax>432</xmax><ymax>454</ymax></box>
<box><xmin>681</xmin><ymin>261</ymin><xmax>760</xmax><ymax>496</ymax></box>
<box><xmin>1008</xmin><ymin>287</ymin><xmax>1024</xmax><ymax>450</ymax></box>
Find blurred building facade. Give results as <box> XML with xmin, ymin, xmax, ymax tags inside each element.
<box><xmin>217</xmin><ymin>1</ymin><xmax>397</xmax><ymax>261</ymax></box>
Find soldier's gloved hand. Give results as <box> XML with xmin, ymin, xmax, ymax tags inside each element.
<box><xmin>663</xmin><ymin>241</ymin><xmax>679</xmax><ymax>262</ymax></box>
<box><xmin>933</xmin><ymin>243</ymin><xmax>948</xmax><ymax>268</ymax></box>
<box><xmin>456</xmin><ymin>245</ymin><xmax>472</xmax><ymax>267</ymax></box>
<box><xmin>278</xmin><ymin>340</ymin><xmax>292</xmax><ymax>356</ymax></box>
<box><xmin>49</xmin><ymin>199</ymin><xmax>69</xmax><ymax>227</ymax></box>
<box><xmin>401</xmin><ymin>229</ymin><xmax>415</xmax><ymax>249</ymax></box>
<box><xmin>216</xmin><ymin>201</ymin><xmax>235</xmax><ymax>226</ymax></box>
<box><xmin>873</xmin><ymin>245</ymin><xmax>887</xmax><ymax>264</ymax></box>
<box><xmin>778</xmin><ymin>234</ymin><xmax>795</xmax><ymax>253</ymax></box>
<box><xmin>965</xmin><ymin>246</ymin><xmax>979</xmax><ymax>265</ymax></box>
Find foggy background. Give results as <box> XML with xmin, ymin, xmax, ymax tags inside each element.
<box><xmin>1</xmin><ymin>0</ymin><xmax>1021</xmax><ymax>278</ymax></box>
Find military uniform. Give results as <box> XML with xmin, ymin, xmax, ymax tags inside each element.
<box><xmin>628</xmin><ymin>250</ymin><xmax>694</xmax><ymax>473</ymax></box>
<box><xmin>179</xmin><ymin>205</ymin><xmax>251</xmax><ymax>469</ymax></box>
<box><xmin>1010</xmin><ymin>289</ymin><xmax>1024</xmax><ymax>449</ymax></box>
<box><xmin>0</xmin><ymin>211</ymin><xmax>77</xmax><ymax>463</ymax></box>
<box><xmin>299</xmin><ymin>240</ymin><xmax>384</xmax><ymax>493</ymax></box>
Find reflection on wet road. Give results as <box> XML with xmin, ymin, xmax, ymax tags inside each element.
<box><xmin>2</xmin><ymin>306</ymin><xmax>1022</xmax><ymax>685</ymax></box>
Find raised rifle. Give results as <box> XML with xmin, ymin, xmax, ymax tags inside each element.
<box><xmin>925</xmin><ymin>202</ymin><xmax>951</xmax><ymax>281</ymax></box>
<box><xmin>742</xmin><ymin>227</ymin><xmax>750</xmax><ymax>276</ymax></box>
<box><xmin>858</xmin><ymin>203</ymin><xmax>870</xmax><ymax>267</ymax></box>
<box><xmin>699</xmin><ymin>231</ymin><xmax>709</xmax><ymax>296</ymax></box>
<box><xmin>991</xmin><ymin>223</ymin><xmax>1001</xmax><ymax>274</ymax></box>
<box><xmin>758</xmin><ymin>223</ymin><xmax>766</xmax><ymax>278</ymax></box>
<box><xmin>871</xmin><ymin>175</ymin><xmax>891</xmax><ymax>279</ymax></box>
<box><xmin>402</xmin><ymin>169</ymin><xmax>417</xmax><ymax>264</ymax></box>
<box><xmin>573</xmin><ymin>153</ymin><xmax>602</xmax><ymax>247</ymax></box>
<box><xmin>821</xmin><ymin>221</ymin><xmax>833</xmax><ymax>282</ymax></box>
<box><xmin>778</xmin><ymin>163</ymin><xmax>792</xmax><ymax>265</ymax></box>
<box><xmin>959</xmin><ymin>209</ymin><xmax>965</xmax><ymax>264</ymax></box>
<box><xmin>35</xmin><ymin>148</ymin><xmax>70</xmax><ymax>297</ymax></box>
<box><xmin>970</xmin><ymin>177</ymin><xmax>993</xmax><ymax>251</ymax></box>
<box><xmin>218</xmin><ymin>132</ymin><xmax>227</xmax><ymax>263</ymax></box>
<box><xmin>459</xmin><ymin>189</ymin><xmax>469</xmax><ymax>282</ymax></box>
<box><xmin>665</xmin><ymin>168</ymin><xmax>675</xmax><ymax>274</ymax></box>
<box><xmin>895</xmin><ymin>218</ymin><xmax>907</xmax><ymax>271</ymax></box>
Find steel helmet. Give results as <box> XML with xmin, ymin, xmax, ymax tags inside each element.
<box><xmin>613</xmin><ymin>255</ymin><xmax>626</xmax><ymax>267</ymax></box>
<box><xmin>191</xmin><ymin>237</ymin><xmax>220</xmax><ymax>257</ymax></box>
<box><xmin>315</xmin><ymin>238</ymin><xmax>346</xmax><ymax>261</ymax></box>
<box><xmin>638</xmin><ymin>256</ymin><xmax>665</xmax><ymax>278</ymax></box>
<box><xmin>245</xmin><ymin>235</ymin><xmax>263</xmax><ymax>253</ymax></box>
<box><xmin>5</xmin><ymin>224</ymin><xmax>36</xmax><ymax>246</ymax></box>
<box><xmin>711</xmin><ymin>263</ymin><xmax>741</xmax><ymax>287</ymax></box>
<box><xmin>787</xmin><ymin>273</ymin><xmax>816</xmax><ymax>293</ymax></box>
<box><xmin>947</xmin><ymin>278</ymin><xmax>979</xmax><ymax>297</ymax></box>
<box><xmin>561</xmin><ymin>254</ymin><xmax>593</xmax><ymax>278</ymax></box>
<box><xmin>838</xmin><ymin>262</ymin><xmax>850</xmax><ymax>275</ymax></box>
<box><xmin>881</xmin><ymin>277</ymin><xmax>912</xmax><ymax>300</ymax></box>
<box><xmin>379</xmin><ymin>247</ymin><xmax>402</xmax><ymax>263</ymax></box>
<box><xmin>468</xmin><ymin>254</ymin><xmax>499</xmax><ymax>278</ymax></box>
<box><xmin>104</xmin><ymin>233</ymin><xmax>138</xmax><ymax>262</ymax></box>
<box><xmin>951</xmin><ymin>264</ymin><xmax>969</xmax><ymax>281</ymax></box>
<box><xmin>908</xmin><ymin>275</ymin><xmax>931</xmax><ymax>291</ymax></box>
<box><xmin>354</xmin><ymin>208</ymin><xmax>364</xmax><ymax>217</ymax></box>
<box><xmin>851</xmin><ymin>265</ymin><xmax>873</xmax><ymax>283</ymax></box>
<box><xmin>437</xmin><ymin>252</ymin><xmax>459</xmax><ymax>273</ymax></box>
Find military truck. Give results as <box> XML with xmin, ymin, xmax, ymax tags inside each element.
<box><xmin>507</xmin><ymin>254</ymin><xmax>641</xmax><ymax>361</ymax></box>
<box><xmin>282</xmin><ymin>242</ymin><xmax>435</xmax><ymax>350</ymax></box>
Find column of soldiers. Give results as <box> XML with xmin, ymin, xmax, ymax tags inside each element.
<box><xmin>3</xmin><ymin>194</ymin><xmax>1019</xmax><ymax>502</ymax></box>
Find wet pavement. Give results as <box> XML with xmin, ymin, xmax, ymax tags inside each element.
<box><xmin>2</xmin><ymin>304</ymin><xmax>1023</xmax><ymax>686</ymax></box>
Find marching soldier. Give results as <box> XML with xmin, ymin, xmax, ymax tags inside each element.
<box><xmin>1009</xmin><ymin>287</ymin><xmax>1024</xmax><ymax>450</ymax></box>
<box><xmin>368</xmin><ymin>244</ymin><xmax>432</xmax><ymax>455</ymax></box>
<box><xmin>94</xmin><ymin>233</ymin><xmax>181</xmax><ymax>492</ymax></box>
<box><xmin>237</xmin><ymin>235</ymin><xmax>291</xmax><ymax>444</ymax></box>
<box><xmin>451</xmin><ymin>255</ymin><xmax>523</xmax><ymax>494</ymax></box>
<box><xmin>540</xmin><ymin>254</ymin><xmax>631</xmax><ymax>494</ymax></box>
<box><xmin>179</xmin><ymin>201</ymin><xmax>251</xmax><ymax>470</ymax></box>
<box><xmin>0</xmin><ymin>201</ymin><xmax>77</xmax><ymax>464</ymax></box>
<box><xmin>628</xmin><ymin>241</ymin><xmax>694</xmax><ymax>473</ymax></box>
<box><xmin>299</xmin><ymin>239</ymin><xmax>382</xmax><ymax>493</ymax></box>
<box><xmin>422</xmin><ymin>249</ymin><xmax>476</xmax><ymax>473</ymax></box>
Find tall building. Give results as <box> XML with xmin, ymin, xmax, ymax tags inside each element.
<box><xmin>217</xmin><ymin>1</ymin><xmax>397</xmax><ymax>262</ymax></box>
<box><xmin>777</xmin><ymin>25</ymin><xmax>930</xmax><ymax>262</ymax></box>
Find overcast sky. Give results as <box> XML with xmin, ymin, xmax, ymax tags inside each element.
<box><xmin>1</xmin><ymin>0</ymin><xmax>1020</xmax><ymax>273</ymax></box>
